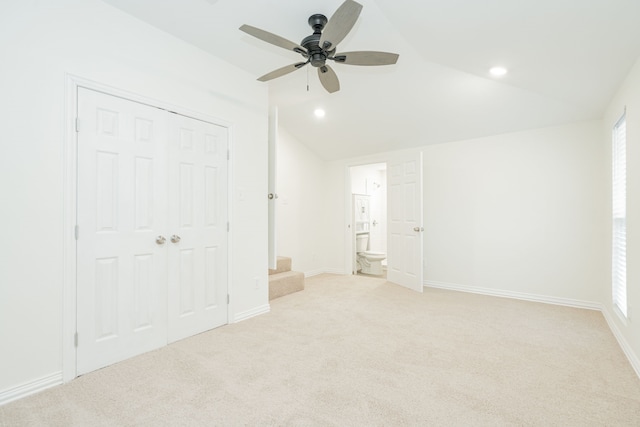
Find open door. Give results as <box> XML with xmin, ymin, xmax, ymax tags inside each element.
<box><xmin>387</xmin><ymin>151</ymin><xmax>424</xmax><ymax>292</ymax></box>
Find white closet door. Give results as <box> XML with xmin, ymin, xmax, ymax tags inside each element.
<box><xmin>387</xmin><ymin>152</ymin><xmax>424</xmax><ymax>292</ymax></box>
<box><xmin>167</xmin><ymin>113</ymin><xmax>228</xmax><ymax>343</ymax></box>
<box><xmin>76</xmin><ymin>88</ymin><xmax>169</xmax><ymax>375</ymax></box>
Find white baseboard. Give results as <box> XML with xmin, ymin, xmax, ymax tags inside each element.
<box><xmin>322</xmin><ymin>268</ymin><xmax>348</xmax><ymax>275</ymax></box>
<box><xmin>0</xmin><ymin>372</ymin><xmax>62</xmax><ymax>406</ymax></box>
<box><xmin>304</xmin><ymin>269</ymin><xmax>326</xmax><ymax>278</ymax></box>
<box><xmin>424</xmin><ymin>280</ymin><xmax>601</xmax><ymax>310</ymax></box>
<box><xmin>233</xmin><ymin>304</ymin><xmax>270</xmax><ymax>323</ymax></box>
<box><xmin>601</xmin><ymin>307</ymin><xmax>640</xmax><ymax>379</ymax></box>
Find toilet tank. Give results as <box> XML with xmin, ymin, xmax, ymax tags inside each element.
<box><xmin>356</xmin><ymin>233</ymin><xmax>369</xmax><ymax>252</ymax></box>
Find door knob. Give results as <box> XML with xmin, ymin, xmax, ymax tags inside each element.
<box><xmin>155</xmin><ymin>235</ymin><xmax>166</xmax><ymax>245</ymax></box>
<box><xmin>171</xmin><ymin>235</ymin><xmax>181</xmax><ymax>244</ymax></box>
<box><xmin>413</xmin><ymin>227</ymin><xmax>424</xmax><ymax>232</ymax></box>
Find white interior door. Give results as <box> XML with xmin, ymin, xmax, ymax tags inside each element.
<box><xmin>387</xmin><ymin>152</ymin><xmax>424</xmax><ymax>292</ymax></box>
<box><xmin>167</xmin><ymin>113</ymin><xmax>228</xmax><ymax>343</ymax></box>
<box><xmin>76</xmin><ymin>88</ymin><xmax>169</xmax><ymax>375</ymax></box>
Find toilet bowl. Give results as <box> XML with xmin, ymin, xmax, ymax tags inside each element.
<box><xmin>356</xmin><ymin>233</ymin><xmax>386</xmax><ymax>276</ymax></box>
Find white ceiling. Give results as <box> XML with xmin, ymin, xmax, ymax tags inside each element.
<box><xmin>102</xmin><ymin>0</ymin><xmax>640</xmax><ymax>160</ymax></box>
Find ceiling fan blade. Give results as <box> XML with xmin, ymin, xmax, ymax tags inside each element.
<box><xmin>333</xmin><ymin>51</ymin><xmax>399</xmax><ymax>66</ymax></box>
<box><xmin>318</xmin><ymin>64</ymin><xmax>340</xmax><ymax>93</ymax></box>
<box><xmin>240</xmin><ymin>24</ymin><xmax>306</xmax><ymax>54</ymax></box>
<box><xmin>319</xmin><ymin>0</ymin><xmax>363</xmax><ymax>51</ymax></box>
<box><xmin>257</xmin><ymin>62</ymin><xmax>308</xmax><ymax>82</ymax></box>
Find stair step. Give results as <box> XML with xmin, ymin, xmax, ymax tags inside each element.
<box><xmin>269</xmin><ymin>270</ymin><xmax>304</xmax><ymax>300</ymax></box>
<box><xmin>269</xmin><ymin>256</ymin><xmax>292</xmax><ymax>275</ymax></box>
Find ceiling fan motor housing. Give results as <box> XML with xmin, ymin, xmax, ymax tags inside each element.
<box><xmin>303</xmin><ymin>14</ymin><xmax>330</xmax><ymax>67</ymax></box>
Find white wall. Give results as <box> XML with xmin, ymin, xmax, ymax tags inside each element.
<box><xmin>602</xmin><ymin>58</ymin><xmax>640</xmax><ymax>373</ymax></box>
<box><xmin>275</xmin><ymin>127</ymin><xmax>327</xmax><ymax>276</ymax></box>
<box><xmin>422</xmin><ymin>121</ymin><xmax>605</xmax><ymax>304</ymax></box>
<box><xmin>0</xmin><ymin>0</ymin><xmax>268</xmax><ymax>399</ymax></box>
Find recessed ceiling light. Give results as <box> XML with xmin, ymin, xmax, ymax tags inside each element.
<box><xmin>489</xmin><ymin>66</ymin><xmax>508</xmax><ymax>77</ymax></box>
<box><xmin>314</xmin><ymin>108</ymin><xmax>326</xmax><ymax>118</ymax></box>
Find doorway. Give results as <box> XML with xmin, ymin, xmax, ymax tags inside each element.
<box><xmin>345</xmin><ymin>151</ymin><xmax>424</xmax><ymax>292</ymax></box>
<box><xmin>349</xmin><ymin>163</ymin><xmax>387</xmax><ymax>276</ymax></box>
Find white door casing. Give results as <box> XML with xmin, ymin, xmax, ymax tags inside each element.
<box><xmin>76</xmin><ymin>87</ymin><xmax>229</xmax><ymax>374</ymax></box>
<box><xmin>76</xmin><ymin>88</ymin><xmax>169</xmax><ymax>375</ymax></box>
<box><xmin>167</xmin><ymin>113</ymin><xmax>228</xmax><ymax>343</ymax></box>
<box><xmin>387</xmin><ymin>152</ymin><xmax>424</xmax><ymax>292</ymax></box>
<box><xmin>267</xmin><ymin>106</ymin><xmax>278</xmax><ymax>270</ymax></box>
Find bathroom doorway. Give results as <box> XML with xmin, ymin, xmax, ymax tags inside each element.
<box><xmin>349</xmin><ymin>163</ymin><xmax>387</xmax><ymax>276</ymax></box>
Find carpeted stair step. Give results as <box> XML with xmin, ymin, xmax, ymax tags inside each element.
<box><xmin>269</xmin><ymin>256</ymin><xmax>292</xmax><ymax>275</ymax></box>
<box><xmin>269</xmin><ymin>270</ymin><xmax>304</xmax><ymax>300</ymax></box>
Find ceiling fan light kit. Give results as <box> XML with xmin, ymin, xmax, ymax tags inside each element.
<box><xmin>239</xmin><ymin>0</ymin><xmax>399</xmax><ymax>93</ymax></box>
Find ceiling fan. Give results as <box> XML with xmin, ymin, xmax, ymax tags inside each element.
<box><xmin>239</xmin><ymin>0</ymin><xmax>399</xmax><ymax>93</ymax></box>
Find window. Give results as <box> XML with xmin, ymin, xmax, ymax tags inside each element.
<box><xmin>612</xmin><ymin>113</ymin><xmax>627</xmax><ymax>318</ymax></box>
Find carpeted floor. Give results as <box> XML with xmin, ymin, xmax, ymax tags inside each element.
<box><xmin>2</xmin><ymin>274</ymin><xmax>640</xmax><ymax>426</ymax></box>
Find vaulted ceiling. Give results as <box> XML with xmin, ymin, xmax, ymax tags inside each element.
<box><xmin>102</xmin><ymin>0</ymin><xmax>640</xmax><ymax>160</ymax></box>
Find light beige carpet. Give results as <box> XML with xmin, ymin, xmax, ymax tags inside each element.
<box><xmin>2</xmin><ymin>274</ymin><xmax>640</xmax><ymax>426</ymax></box>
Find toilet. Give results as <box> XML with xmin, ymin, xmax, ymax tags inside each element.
<box><xmin>356</xmin><ymin>233</ymin><xmax>386</xmax><ymax>275</ymax></box>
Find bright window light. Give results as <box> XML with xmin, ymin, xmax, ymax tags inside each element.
<box><xmin>612</xmin><ymin>113</ymin><xmax>627</xmax><ymax>318</ymax></box>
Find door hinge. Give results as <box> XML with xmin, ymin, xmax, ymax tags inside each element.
<box><xmin>75</xmin><ymin>117</ymin><xmax>81</xmax><ymax>133</ymax></box>
<box><xmin>227</xmin><ymin>150</ymin><xmax>230</xmax><ymax>160</ymax></box>
<box><xmin>227</xmin><ymin>222</ymin><xmax>230</xmax><ymax>232</ymax></box>
<box><xmin>74</xmin><ymin>225</ymin><xmax>79</xmax><ymax>240</ymax></box>
<box><xmin>74</xmin><ymin>332</ymin><xmax>78</xmax><ymax>347</ymax></box>
<box><xmin>227</xmin><ymin>294</ymin><xmax>230</xmax><ymax>304</ymax></box>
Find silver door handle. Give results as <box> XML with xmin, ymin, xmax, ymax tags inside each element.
<box><xmin>170</xmin><ymin>235</ymin><xmax>181</xmax><ymax>244</ymax></box>
<box><xmin>413</xmin><ymin>227</ymin><xmax>424</xmax><ymax>232</ymax></box>
<box><xmin>268</xmin><ymin>193</ymin><xmax>279</xmax><ymax>200</ymax></box>
<box><xmin>156</xmin><ymin>235</ymin><xmax>166</xmax><ymax>245</ymax></box>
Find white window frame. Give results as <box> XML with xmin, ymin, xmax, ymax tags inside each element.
<box><xmin>612</xmin><ymin>112</ymin><xmax>627</xmax><ymax>318</ymax></box>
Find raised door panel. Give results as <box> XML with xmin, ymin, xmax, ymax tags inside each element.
<box><xmin>134</xmin><ymin>157</ymin><xmax>154</xmax><ymax>231</ymax></box>
<box><xmin>178</xmin><ymin>248</ymin><xmax>196</xmax><ymax>316</ymax></box>
<box><xmin>204</xmin><ymin>246</ymin><xmax>220</xmax><ymax>308</ymax></box>
<box><xmin>94</xmin><ymin>257</ymin><xmax>119</xmax><ymax>341</ymax></box>
<box><xmin>179</xmin><ymin>163</ymin><xmax>195</xmax><ymax>228</ymax></box>
<box><xmin>133</xmin><ymin>253</ymin><xmax>155</xmax><ymax>331</ymax></box>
